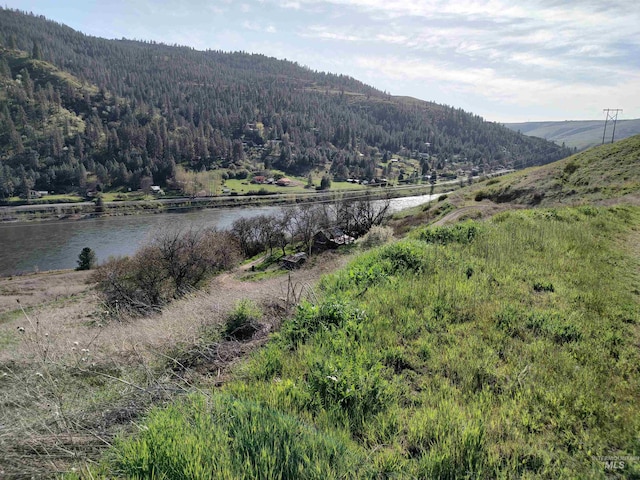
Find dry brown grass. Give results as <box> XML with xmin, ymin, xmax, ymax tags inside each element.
<box><xmin>0</xmin><ymin>250</ymin><xmax>354</xmax><ymax>477</ymax></box>
<box><xmin>0</xmin><ymin>270</ymin><xmax>92</xmax><ymax>315</ymax></box>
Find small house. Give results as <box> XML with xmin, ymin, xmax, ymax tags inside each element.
<box><xmin>281</xmin><ymin>252</ymin><xmax>308</xmax><ymax>269</ymax></box>
<box><xmin>150</xmin><ymin>185</ymin><xmax>164</xmax><ymax>195</ymax></box>
<box><xmin>312</xmin><ymin>227</ymin><xmax>355</xmax><ymax>252</ymax></box>
<box><xmin>276</xmin><ymin>177</ymin><xmax>291</xmax><ymax>186</ymax></box>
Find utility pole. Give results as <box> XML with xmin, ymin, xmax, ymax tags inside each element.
<box><xmin>602</xmin><ymin>109</ymin><xmax>623</xmax><ymax>144</ymax></box>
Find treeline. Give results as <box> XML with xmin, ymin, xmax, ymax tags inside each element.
<box><xmin>0</xmin><ymin>8</ymin><xmax>572</xmax><ymax>199</ymax></box>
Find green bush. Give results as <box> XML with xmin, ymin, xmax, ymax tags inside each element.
<box><xmin>419</xmin><ymin>221</ymin><xmax>482</xmax><ymax>245</ymax></box>
<box><xmin>526</xmin><ymin>311</ymin><xmax>582</xmax><ymax>344</ymax></box>
<box><xmin>281</xmin><ymin>298</ymin><xmax>366</xmax><ymax>347</ymax></box>
<box><xmin>306</xmin><ymin>356</ymin><xmax>391</xmax><ymax>430</ymax></box>
<box><xmin>533</xmin><ymin>281</ymin><xmax>555</xmax><ymax>292</ymax></box>
<box><xmin>474</xmin><ymin>190</ymin><xmax>490</xmax><ymax>201</ymax></box>
<box><xmin>224</xmin><ymin>300</ymin><xmax>262</xmax><ymax>340</ymax></box>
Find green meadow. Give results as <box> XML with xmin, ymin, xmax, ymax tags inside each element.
<box><xmin>78</xmin><ymin>204</ymin><xmax>640</xmax><ymax>479</ymax></box>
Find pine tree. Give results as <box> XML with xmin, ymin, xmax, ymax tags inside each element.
<box><xmin>76</xmin><ymin>247</ymin><xmax>96</xmax><ymax>270</ymax></box>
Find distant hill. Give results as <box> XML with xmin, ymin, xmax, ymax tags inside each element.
<box><xmin>471</xmin><ymin>134</ymin><xmax>640</xmax><ymax>206</ymax></box>
<box><xmin>504</xmin><ymin>119</ymin><xmax>640</xmax><ymax>151</ymax></box>
<box><xmin>0</xmin><ymin>8</ymin><xmax>571</xmax><ymax>199</ymax></box>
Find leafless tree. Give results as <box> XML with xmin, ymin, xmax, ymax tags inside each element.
<box><xmin>291</xmin><ymin>204</ymin><xmax>329</xmax><ymax>255</ymax></box>
<box><xmin>93</xmin><ymin>227</ymin><xmax>240</xmax><ymax>315</ymax></box>
<box><xmin>337</xmin><ymin>192</ymin><xmax>391</xmax><ymax>237</ymax></box>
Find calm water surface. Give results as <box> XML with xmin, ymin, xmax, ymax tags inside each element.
<box><xmin>0</xmin><ymin>194</ymin><xmax>441</xmax><ymax>275</ymax></box>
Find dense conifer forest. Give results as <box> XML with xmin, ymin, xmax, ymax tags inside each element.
<box><xmin>0</xmin><ymin>8</ymin><xmax>572</xmax><ymax>199</ymax></box>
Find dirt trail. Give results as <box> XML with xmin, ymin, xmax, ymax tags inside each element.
<box><xmin>431</xmin><ymin>201</ymin><xmax>503</xmax><ymax>226</ymax></box>
<box><xmin>0</xmin><ymin>251</ymin><xmax>352</xmax><ymax>364</ymax></box>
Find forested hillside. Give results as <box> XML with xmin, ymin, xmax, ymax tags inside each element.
<box><xmin>0</xmin><ymin>8</ymin><xmax>572</xmax><ymax>199</ymax></box>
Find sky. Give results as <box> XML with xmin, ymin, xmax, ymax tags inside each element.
<box><xmin>5</xmin><ymin>0</ymin><xmax>640</xmax><ymax>122</ymax></box>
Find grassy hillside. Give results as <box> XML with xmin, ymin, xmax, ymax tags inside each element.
<box><xmin>73</xmin><ymin>203</ymin><xmax>640</xmax><ymax>479</ymax></box>
<box><xmin>504</xmin><ymin>119</ymin><xmax>640</xmax><ymax>151</ymax></box>
<box><xmin>466</xmin><ymin>134</ymin><xmax>640</xmax><ymax>207</ymax></box>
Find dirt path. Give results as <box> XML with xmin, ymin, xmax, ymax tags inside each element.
<box><xmin>431</xmin><ymin>201</ymin><xmax>509</xmax><ymax>226</ymax></box>
<box><xmin>0</xmin><ymin>251</ymin><xmax>352</xmax><ymax>363</ymax></box>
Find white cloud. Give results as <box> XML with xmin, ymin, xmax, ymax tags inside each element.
<box><xmin>302</xmin><ymin>25</ymin><xmax>365</xmax><ymax>42</ymax></box>
<box><xmin>355</xmin><ymin>55</ymin><xmax>640</xmax><ymax>119</ymax></box>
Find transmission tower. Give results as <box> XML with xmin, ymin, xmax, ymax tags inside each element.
<box><xmin>602</xmin><ymin>109</ymin><xmax>623</xmax><ymax>144</ymax></box>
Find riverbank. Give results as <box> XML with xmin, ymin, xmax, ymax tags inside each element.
<box><xmin>0</xmin><ymin>183</ymin><xmax>451</xmax><ymax>223</ymax></box>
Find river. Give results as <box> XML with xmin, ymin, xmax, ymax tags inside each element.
<box><xmin>0</xmin><ymin>193</ymin><xmax>443</xmax><ymax>275</ymax></box>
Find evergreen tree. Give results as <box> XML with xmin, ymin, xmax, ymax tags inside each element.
<box><xmin>76</xmin><ymin>247</ymin><xmax>96</xmax><ymax>270</ymax></box>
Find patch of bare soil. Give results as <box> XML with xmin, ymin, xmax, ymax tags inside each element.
<box><xmin>0</xmin><ymin>250</ymin><xmax>354</xmax><ymax>478</ymax></box>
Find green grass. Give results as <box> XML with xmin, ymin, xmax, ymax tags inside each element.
<box><xmin>5</xmin><ymin>194</ymin><xmax>85</xmax><ymax>204</ymax></box>
<box><xmin>78</xmin><ymin>394</ymin><xmax>368</xmax><ymax>479</ymax></box>
<box><xmin>79</xmin><ymin>205</ymin><xmax>640</xmax><ymax>478</ymax></box>
<box><xmin>467</xmin><ymin>134</ymin><xmax>640</xmax><ymax>206</ymax></box>
<box><xmin>0</xmin><ymin>328</ymin><xmax>18</xmax><ymax>350</ymax></box>
<box><xmin>100</xmin><ymin>191</ymin><xmax>155</xmax><ymax>202</ymax></box>
<box><xmin>222</xmin><ymin>177</ymin><xmax>366</xmax><ymax>195</ymax></box>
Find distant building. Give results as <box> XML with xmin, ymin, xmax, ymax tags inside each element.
<box><xmin>312</xmin><ymin>227</ymin><xmax>355</xmax><ymax>252</ymax></box>
<box><xmin>281</xmin><ymin>252</ymin><xmax>307</xmax><ymax>269</ymax></box>
<box><xmin>276</xmin><ymin>177</ymin><xmax>291</xmax><ymax>186</ymax></box>
<box><xmin>150</xmin><ymin>185</ymin><xmax>164</xmax><ymax>195</ymax></box>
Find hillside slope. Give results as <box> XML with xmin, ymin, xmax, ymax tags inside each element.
<box><xmin>80</xmin><ymin>205</ymin><xmax>640</xmax><ymax>479</ymax></box>
<box><xmin>469</xmin><ymin>134</ymin><xmax>640</xmax><ymax>207</ymax></box>
<box><xmin>0</xmin><ymin>8</ymin><xmax>572</xmax><ymax>199</ymax></box>
<box><xmin>504</xmin><ymin>119</ymin><xmax>640</xmax><ymax>151</ymax></box>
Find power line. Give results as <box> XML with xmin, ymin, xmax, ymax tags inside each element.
<box><xmin>602</xmin><ymin>109</ymin><xmax>623</xmax><ymax>144</ymax></box>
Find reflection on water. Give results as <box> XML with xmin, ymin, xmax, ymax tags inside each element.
<box><xmin>0</xmin><ymin>193</ymin><xmax>441</xmax><ymax>275</ymax></box>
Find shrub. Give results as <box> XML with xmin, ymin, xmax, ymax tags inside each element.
<box><xmin>419</xmin><ymin>221</ymin><xmax>482</xmax><ymax>245</ymax></box>
<box><xmin>224</xmin><ymin>300</ymin><xmax>262</xmax><ymax>340</ymax></box>
<box><xmin>533</xmin><ymin>281</ymin><xmax>554</xmax><ymax>293</ymax></box>
<box><xmin>93</xmin><ymin>228</ymin><xmax>240</xmax><ymax>315</ymax></box>
<box><xmin>281</xmin><ymin>298</ymin><xmax>366</xmax><ymax>346</ymax></box>
<box><xmin>359</xmin><ymin>225</ymin><xmax>394</xmax><ymax>249</ymax></box>
<box><xmin>525</xmin><ymin>311</ymin><xmax>582</xmax><ymax>344</ymax></box>
<box><xmin>319</xmin><ymin>174</ymin><xmax>332</xmax><ymax>190</ymax></box>
<box><xmin>563</xmin><ymin>161</ymin><xmax>579</xmax><ymax>176</ymax></box>
<box><xmin>474</xmin><ymin>190</ymin><xmax>490</xmax><ymax>201</ymax></box>
<box><xmin>377</xmin><ymin>241</ymin><xmax>429</xmax><ymax>273</ymax></box>
<box><xmin>306</xmin><ymin>356</ymin><xmax>391</xmax><ymax>428</ymax></box>
<box><xmin>495</xmin><ymin>305</ymin><xmax>522</xmax><ymax>337</ymax></box>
